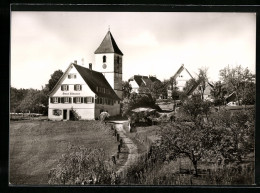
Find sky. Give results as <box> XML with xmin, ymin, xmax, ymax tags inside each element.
<box><xmin>11</xmin><ymin>12</ymin><xmax>256</xmax><ymax>89</ymax></box>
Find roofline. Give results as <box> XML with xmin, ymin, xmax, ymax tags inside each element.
<box><xmin>48</xmin><ymin>63</ymin><xmax>73</xmax><ymax>96</ymax></box>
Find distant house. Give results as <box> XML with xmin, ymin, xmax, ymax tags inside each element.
<box><xmin>167</xmin><ymin>64</ymin><xmax>193</xmax><ymax>98</ymax></box>
<box><xmin>128</xmin><ymin>75</ymin><xmax>161</xmax><ymax>94</ymax></box>
<box><xmin>186</xmin><ymin>80</ymin><xmax>214</xmax><ymax>100</ymax></box>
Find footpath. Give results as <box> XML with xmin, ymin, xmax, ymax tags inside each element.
<box><xmin>109</xmin><ymin>121</ymin><xmax>139</xmax><ymax>178</ymax></box>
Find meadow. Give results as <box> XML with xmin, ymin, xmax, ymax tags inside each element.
<box><xmin>9</xmin><ymin>120</ymin><xmax>119</xmax><ymax>185</ymax></box>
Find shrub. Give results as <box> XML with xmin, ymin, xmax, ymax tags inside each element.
<box><xmin>48</xmin><ymin>144</ymin><xmax>113</xmax><ymax>185</ymax></box>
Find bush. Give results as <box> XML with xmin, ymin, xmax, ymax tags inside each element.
<box><xmin>48</xmin><ymin>144</ymin><xmax>113</xmax><ymax>185</ymax></box>
<box><xmin>121</xmin><ymin>93</ymin><xmax>161</xmax><ymax>117</ymax></box>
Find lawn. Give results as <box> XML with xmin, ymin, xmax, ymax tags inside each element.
<box><xmin>9</xmin><ymin>120</ymin><xmax>119</xmax><ymax>185</ymax></box>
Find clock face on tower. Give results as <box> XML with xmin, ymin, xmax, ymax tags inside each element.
<box><xmin>102</xmin><ymin>63</ymin><xmax>107</xmax><ymax>69</ymax></box>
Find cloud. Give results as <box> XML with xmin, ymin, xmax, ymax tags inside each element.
<box><xmin>124</xmin><ymin>31</ymin><xmax>158</xmax><ymax>46</ymax></box>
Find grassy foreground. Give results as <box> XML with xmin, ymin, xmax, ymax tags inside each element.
<box><xmin>9</xmin><ymin>120</ymin><xmax>118</xmax><ymax>185</ymax></box>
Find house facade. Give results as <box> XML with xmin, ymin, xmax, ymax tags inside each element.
<box><xmin>48</xmin><ymin>30</ymin><xmax>122</xmax><ymax>120</ymax></box>
<box><xmin>167</xmin><ymin>64</ymin><xmax>193</xmax><ymax>98</ymax></box>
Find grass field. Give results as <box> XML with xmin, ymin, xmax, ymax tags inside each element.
<box><xmin>9</xmin><ymin>120</ymin><xmax>119</xmax><ymax>185</ymax></box>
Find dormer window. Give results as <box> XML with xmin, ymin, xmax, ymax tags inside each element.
<box><xmin>74</xmin><ymin>84</ymin><xmax>82</xmax><ymax>91</ymax></box>
<box><xmin>61</xmin><ymin>84</ymin><xmax>69</xmax><ymax>91</ymax></box>
<box><xmin>68</xmin><ymin>74</ymin><xmax>76</xmax><ymax>79</ymax></box>
<box><xmin>103</xmin><ymin>55</ymin><xmax>106</xmax><ymax>63</ymax></box>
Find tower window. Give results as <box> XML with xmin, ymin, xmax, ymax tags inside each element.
<box><xmin>103</xmin><ymin>55</ymin><xmax>106</xmax><ymax>63</ymax></box>
<box><xmin>117</xmin><ymin>56</ymin><xmax>120</xmax><ymax>64</ymax></box>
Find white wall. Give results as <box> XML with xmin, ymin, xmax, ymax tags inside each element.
<box><xmin>176</xmin><ymin>69</ymin><xmax>193</xmax><ymax>91</ymax></box>
<box><xmin>129</xmin><ymin>80</ymin><xmax>139</xmax><ymax>93</ymax></box>
<box><xmin>48</xmin><ymin>64</ymin><xmax>96</xmax><ymax>120</ymax></box>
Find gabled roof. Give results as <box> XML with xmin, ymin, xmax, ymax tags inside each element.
<box><xmin>49</xmin><ymin>63</ymin><xmax>120</xmax><ymax>100</ymax></box>
<box><xmin>73</xmin><ymin>64</ymin><xmax>120</xmax><ymax>100</ymax></box>
<box><xmin>129</xmin><ymin>75</ymin><xmax>161</xmax><ymax>87</ymax></box>
<box><xmin>94</xmin><ymin>31</ymin><xmax>123</xmax><ymax>55</ymax></box>
<box><xmin>172</xmin><ymin>64</ymin><xmax>193</xmax><ymax>80</ymax></box>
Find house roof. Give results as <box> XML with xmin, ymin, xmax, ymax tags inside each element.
<box><xmin>94</xmin><ymin>31</ymin><xmax>123</xmax><ymax>55</ymax></box>
<box><xmin>186</xmin><ymin>79</ymin><xmax>201</xmax><ymax>96</ymax></box>
<box><xmin>129</xmin><ymin>75</ymin><xmax>161</xmax><ymax>87</ymax></box>
<box><xmin>73</xmin><ymin>64</ymin><xmax>120</xmax><ymax>100</ymax></box>
<box><xmin>172</xmin><ymin>64</ymin><xmax>193</xmax><ymax>80</ymax></box>
<box><xmin>49</xmin><ymin>63</ymin><xmax>120</xmax><ymax>100</ymax></box>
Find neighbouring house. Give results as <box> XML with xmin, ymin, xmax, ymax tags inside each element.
<box><xmin>186</xmin><ymin>79</ymin><xmax>214</xmax><ymax>101</ymax></box>
<box><xmin>48</xmin><ymin>30</ymin><xmax>123</xmax><ymax>120</ymax></box>
<box><xmin>128</xmin><ymin>75</ymin><xmax>161</xmax><ymax>94</ymax></box>
<box><xmin>167</xmin><ymin>64</ymin><xmax>193</xmax><ymax>98</ymax></box>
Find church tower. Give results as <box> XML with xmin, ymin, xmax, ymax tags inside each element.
<box><xmin>94</xmin><ymin>30</ymin><xmax>123</xmax><ymax>99</ymax></box>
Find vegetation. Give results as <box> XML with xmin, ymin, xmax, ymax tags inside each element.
<box><xmin>48</xmin><ymin>145</ymin><xmax>113</xmax><ymax>185</ymax></box>
<box><xmin>121</xmin><ymin>93</ymin><xmax>161</xmax><ymax>117</ymax></box>
<box><xmin>219</xmin><ymin>65</ymin><xmax>255</xmax><ymax>105</ymax></box>
<box><xmin>9</xmin><ymin>121</ymin><xmax>118</xmax><ymax>185</ymax></box>
<box><xmin>10</xmin><ymin>69</ymin><xmax>63</xmax><ymax>115</ymax></box>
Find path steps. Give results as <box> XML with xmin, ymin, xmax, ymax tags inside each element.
<box><xmin>111</xmin><ymin>121</ymin><xmax>139</xmax><ymax>178</ymax></box>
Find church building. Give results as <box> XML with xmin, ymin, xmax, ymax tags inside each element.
<box><xmin>48</xmin><ymin>30</ymin><xmax>123</xmax><ymax>120</ymax></box>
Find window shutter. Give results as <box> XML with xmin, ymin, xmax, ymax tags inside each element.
<box><xmin>74</xmin><ymin>85</ymin><xmax>76</xmax><ymax>91</ymax></box>
<box><xmin>73</xmin><ymin>97</ymin><xmax>76</xmax><ymax>103</ymax></box>
<box><xmin>61</xmin><ymin>97</ymin><xmax>64</xmax><ymax>103</ymax></box>
<box><xmin>61</xmin><ymin>85</ymin><xmax>64</xmax><ymax>91</ymax></box>
<box><xmin>69</xmin><ymin>97</ymin><xmax>72</xmax><ymax>103</ymax></box>
<box><xmin>81</xmin><ymin>97</ymin><xmax>83</xmax><ymax>103</ymax></box>
<box><xmin>58</xmin><ymin>97</ymin><xmax>60</xmax><ymax>103</ymax></box>
<box><xmin>92</xmin><ymin>97</ymin><xmax>94</xmax><ymax>103</ymax></box>
<box><xmin>50</xmin><ymin>97</ymin><xmax>53</xmax><ymax>103</ymax></box>
<box><xmin>80</xmin><ymin>85</ymin><xmax>82</xmax><ymax>91</ymax></box>
<box><xmin>84</xmin><ymin>97</ymin><xmax>87</xmax><ymax>103</ymax></box>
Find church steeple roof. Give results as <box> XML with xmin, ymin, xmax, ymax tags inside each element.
<box><xmin>94</xmin><ymin>31</ymin><xmax>123</xmax><ymax>55</ymax></box>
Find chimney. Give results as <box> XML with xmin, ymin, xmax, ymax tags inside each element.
<box><xmin>81</xmin><ymin>58</ymin><xmax>84</xmax><ymax>66</ymax></box>
<box><xmin>89</xmin><ymin>63</ymin><xmax>92</xmax><ymax>70</ymax></box>
<box><xmin>74</xmin><ymin>60</ymin><xmax>77</xmax><ymax>64</ymax></box>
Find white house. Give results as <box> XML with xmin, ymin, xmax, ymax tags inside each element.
<box><xmin>167</xmin><ymin>64</ymin><xmax>193</xmax><ymax>98</ymax></box>
<box><xmin>48</xmin><ymin>30</ymin><xmax>123</xmax><ymax>120</ymax></box>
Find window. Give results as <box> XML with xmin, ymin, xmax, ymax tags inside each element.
<box><xmin>103</xmin><ymin>55</ymin><xmax>106</xmax><ymax>63</ymax></box>
<box><xmin>117</xmin><ymin>56</ymin><xmax>120</xmax><ymax>64</ymax></box>
<box><xmin>53</xmin><ymin>109</ymin><xmax>62</xmax><ymax>116</ymax></box>
<box><xmin>64</xmin><ymin>97</ymin><xmax>70</xmax><ymax>103</ymax></box>
<box><xmin>73</xmin><ymin>97</ymin><xmax>83</xmax><ymax>104</ymax></box>
<box><xmin>84</xmin><ymin>97</ymin><xmax>94</xmax><ymax>103</ymax></box>
<box><xmin>74</xmin><ymin>84</ymin><xmax>82</xmax><ymax>91</ymax></box>
<box><xmin>68</xmin><ymin>74</ymin><xmax>76</xmax><ymax>79</ymax></box>
<box><xmin>52</xmin><ymin>97</ymin><xmax>59</xmax><ymax>103</ymax></box>
<box><xmin>61</xmin><ymin>84</ymin><xmax>69</xmax><ymax>91</ymax></box>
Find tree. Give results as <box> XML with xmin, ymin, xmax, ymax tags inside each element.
<box><xmin>182</xmin><ymin>94</ymin><xmax>212</xmax><ymax>121</ymax></box>
<box><xmin>159</xmin><ymin>121</ymin><xmax>220</xmax><ymax>176</ymax></box>
<box><xmin>210</xmin><ymin>81</ymin><xmax>227</xmax><ymax>107</ymax></box>
<box><xmin>10</xmin><ymin>87</ymin><xmax>28</xmax><ymax>112</ymax></box>
<box><xmin>197</xmin><ymin>67</ymin><xmax>208</xmax><ymax>100</ymax></box>
<box><xmin>219</xmin><ymin>65</ymin><xmax>254</xmax><ymax>105</ymax></box>
<box><xmin>46</xmin><ymin>70</ymin><xmax>63</xmax><ymax>92</ymax></box>
<box><xmin>122</xmin><ymin>81</ymin><xmax>132</xmax><ymax>99</ymax></box>
<box><xmin>139</xmin><ymin>80</ymin><xmax>168</xmax><ymax>100</ymax></box>
<box><xmin>121</xmin><ymin>93</ymin><xmax>160</xmax><ymax>117</ymax></box>
<box><xmin>16</xmin><ymin>89</ymin><xmax>48</xmax><ymax>114</ymax></box>
<box><xmin>210</xmin><ymin>109</ymin><xmax>255</xmax><ymax>163</ymax></box>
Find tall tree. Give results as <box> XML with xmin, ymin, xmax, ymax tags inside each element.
<box><xmin>197</xmin><ymin>67</ymin><xmax>208</xmax><ymax>100</ymax></box>
<box><xmin>46</xmin><ymin>70</ymin><xmax>63</xmax><ymax>92</ymax></box>
<box><xmin>219</xmin><ymin>65</ymin><xmax>254</xmax><ymax>105</ymax></box>
<box><xmin>122</xmin><ymin>81</ymin><xmax>132</xmax><ymax>99</ymax></box>
<box><xmin>210</xmin><ymin>81</ymin><xmax>227</xmax><ymax>107</ymax></box>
